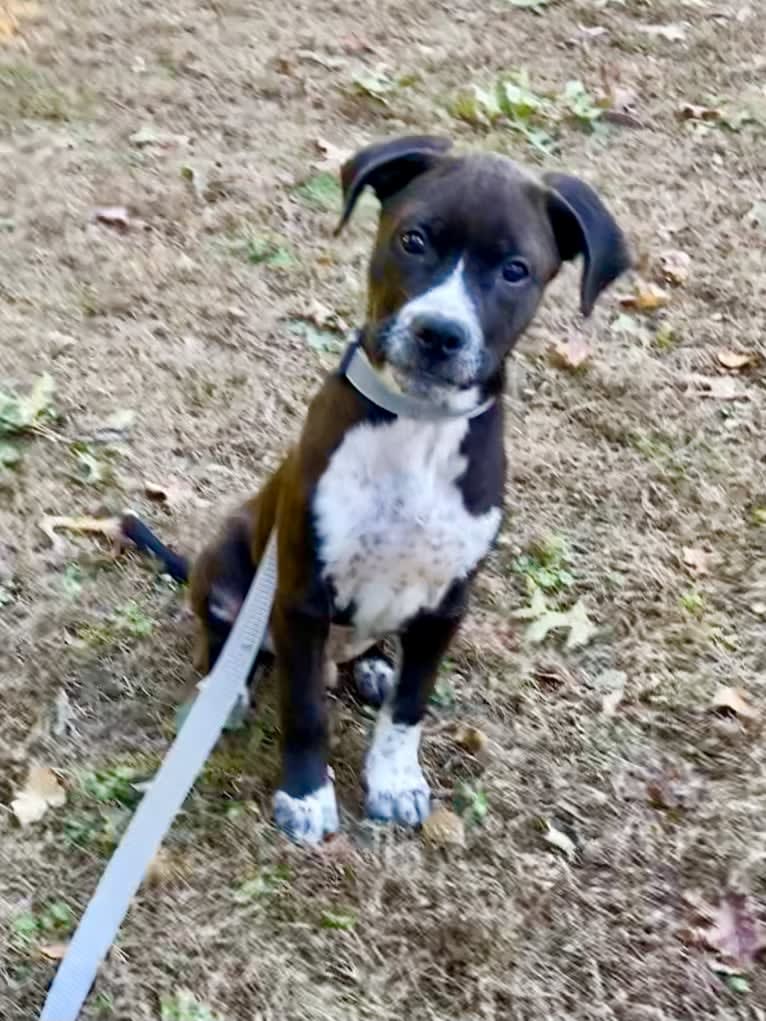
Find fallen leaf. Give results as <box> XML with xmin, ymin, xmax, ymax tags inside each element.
<box><xmin>452</xmin><ymin>724</ymin><xmax>489</xmax><ymax>756</ymax></box>
<box><xmin>544</xmin><ymin>821</ymin><xmax>577</xmax><ymax>861</ymax></box>
<box><xmin>682</xmin><ymin>547</ymin><xmax>711</xmax><ymax>576</ymax></box>
<box><xmin>711</xmin><ymin>686</ymin><xmax>759</xmax><ymax>721</ymax></box>
<box><xmin>422</xmin><ymin>806</ymin><xmax>466</xmax><ymax>848</ymax></box>
<box><xmin>0</xmin><ymin>373</ymin><xmax>54</xmax><ymax>437</ymax></box>
<box><xmin>92</xmin><ymin>206</ymin><xmax>130</xmax><ymax>230</ymax></box>
<box><xmin>597</xmin><ymin>65</ymin><xmax>643</xmax><ymax>127</ymax></box>
<box><xmin>639</xmin><ymin>23</ymin><xmax>687</xmax><ymax>42</ymax></box>
<box><xmin>550</xmin><ymin>336</ymin><xmax>592</xmax><ymax>370</ymax></box>
<box><xmin>319</xmin><ymin>911</ymin><xmax>356</xmax><ymax>930</ymax></box>
<box><xmin>601</xmin><ymin>686</ymin><xmax>624</xmax><ymax>719</ymax></box>
<box><xmin>716</xmin><ymin>349</ymin><xmax>753</xmax><ymax>370</ymax></box>
<box><xmin>11</xmin><ymin>766</ymin><xmax>66</xmax><ymax>827</ymax></box>
<box><xmin>679</xmin><ymin>103</ymin><xmax>722</xmax><ymax>122</ymax></box>
<box><xmin>39</xmin><ymin>942</ymin><xmax>69</xmax><ymax>961</ymax></box>
<box><xmin>351</xmin><ymin>68</ymin><xmax>398</xmax><ymax>104</ymax></box>
<box><xmin>703</xmin><ymin>893</ymin><xmax>766</xmax><ymax>969</ymax></box>
<box><xmin>657</xmin><ymin>249</ymin><xmax>691</xmax><ymax>286</ymax></box>
<box><xmin>312</xmin><ymin>137</ymin><xmax>352</xmax><ymax>172</ymax></box>
<box><xmin>619</xmin><ymin>281</ymin><xmax>670</xmax><ymax>312</ymax></box>
<box><xmin>610</xmin><ymin>313</ymin><xmax>649</xmax><ymax>340</ymax></box>
<box><xmin>0</xmin><ymin>0</ymin><xmax>40</xmax><ymax>41</ymax></box>
<box><xmin>564</xmin><ymin>600</ymin><xmax>598</xmax><ymax>649</ymax></box>
<box><xmin>513</xmin><ymin>591</ymin><xmax>596</xmax><ymax>649</ymax></box>
<box><xmin>145</xmin><ymin>479</ymin><xmax>194</xmax><ymax>512</ymax></box>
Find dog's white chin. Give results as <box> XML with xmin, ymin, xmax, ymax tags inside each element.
<box><xmin>380</xmin><ymin>363</ymin><xmax>482</xmax><ymax>415</ymax></box>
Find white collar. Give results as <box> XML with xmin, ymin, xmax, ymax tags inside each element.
<box><xmin>344</xmin><ymin>345</ymin><xmax>495</xmax><ymax>422</ymax></box>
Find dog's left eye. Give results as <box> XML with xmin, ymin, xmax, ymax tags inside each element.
<box><xmin>400</xmin><ymin>230</ymin><xmax>427</xmax><ymax>256</ymax></box>
<box><xmin>502</xmin><ymin>257</ymin><xmax>530</xmax><ymax>284</ymax></box>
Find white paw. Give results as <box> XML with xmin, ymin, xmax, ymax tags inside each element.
<box><xmin>364</xmin><ymin>710</ymin><xmax>431</xmax><ymax>826</ymax></box>
<box><xmin>273</xmin><ymin>780</ymin><xmax>339</xmax><ymax>845</ymax></box>
<box><xmin>354</xmin><ymin>656</ymin><xmax>395</xmax><ymax>706</ymax></box>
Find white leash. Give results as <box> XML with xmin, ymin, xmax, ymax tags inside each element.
<box><xmin>40</xmin><ymin>532</ymin><xmax>278</xmax><ymax>1021</ymax></box>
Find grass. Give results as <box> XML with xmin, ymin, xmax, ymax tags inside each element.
<box><xmin>2</xmin><ymin>1</ymin><xmax>765</xmax><ymax>1019</ymax></box>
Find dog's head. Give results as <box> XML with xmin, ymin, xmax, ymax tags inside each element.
<box><xmin>337</xmin><ymin>135</ymin><xmax>631</xmax><ymax>405</ymax></box>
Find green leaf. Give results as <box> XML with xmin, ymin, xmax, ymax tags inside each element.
<box><xmin>245</xmin><ymin>237</ymin><xmax>296</xmax><ymax>270</ymax></box>
<box><xmin>507</xmin><ymin>0</ymin><xmax>551</xmax><ymax>10</ymax></box>
<box><xmin>0</xmin><ymin>373</ymin><xmax>55</xmax><ymax>436</ymax></box>
<box><xmin>454</xmin><ymin>782</ymin><xmax>489</xmax><ymax>826</ymax></box>
<box><xmin>61</xmin><ymin>564</ymin><xmax>83</xmax><ymax>599</ymax></box>
<box><xmin>12</xmin><ymin>912</ymin><xmax>40</xmax><ymax>940</ymax></box>
<box><xmin>71</xmin><ymin>447</ymin><xmax>105</xmax><ymax>485</ymax></box>
<box><xmin>234</xmin><ymin>865</ymin><xmax>290</xmax><ymax>903</ymax></box>
<box><xmin>286</xmin><ymin>319</ymin><xmax>345</xmax><ymax>354</ymax></box>
<box><xmin>320</xmin><ymin>911</ymin><xmax>356</xmax><ymax>930</ymax></box>
<box><xmin>724</xmin><ymin>974</ymin><xmax>750</xmax><ymax>995</ymax></box>
<box><xmin>0</xmin><ymin>441</ymin><xmax>21</xmax><ymax>466</ymax></box>
<box><xmin>293</xmin><ymin>172</ymin><xmax>342</xmax><ymax>211</ymax></box>
<box><xmin>351</xmin><ymin>69</ymin><xmax>398</xmax><ymax>103</ymax></box>
<box><xmin>513</xmin><ymin>592</ymin><xmax>596</xmax><ymax>649</ymax></box>
<box><xmin>160</xmin><ymin>990</ymin><xmax>224</xmax><ymax>1021</ymax></box>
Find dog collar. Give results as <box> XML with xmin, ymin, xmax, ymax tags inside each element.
<box><xmin>344</xmin><ymin>344</ymin><xmax>495</xmax><ymax>421</ymax></box>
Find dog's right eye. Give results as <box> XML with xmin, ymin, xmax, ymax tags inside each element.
<box><xmin>400</xmin><ymin>230</ymin><xmax>427</xmax><ymax>256</ymax></box>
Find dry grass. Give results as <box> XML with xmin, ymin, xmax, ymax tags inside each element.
<box><xmin>1</xmin><ymin>0</ymin><xmax>766</xmax><ymax>1018</ymax></box>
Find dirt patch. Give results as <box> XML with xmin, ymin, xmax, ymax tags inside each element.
<box><xmin>1</xmin><ymin>1</ymin><xmax>765</xmax><ymax>1019</ymax></box>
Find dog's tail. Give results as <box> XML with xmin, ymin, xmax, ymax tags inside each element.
<box><xmin>120</xmin><ymin>512</ymin><xmax>190</xmax><ymax>583</ymax></box>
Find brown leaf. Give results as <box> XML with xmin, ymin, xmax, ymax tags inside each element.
<box><xmin>618</xmin><ymin>281</ymin><xmax>670</xmax><ymax>312</ymax></box>
<box><xmin>550</xmin><ymin>336</ymin><xmax>592</xmax><ymax>370</ymax></box>
<box><xmin>452</xmin><ymin>724</ymin><xmax>489</xmax><ymax>757</ymax></box>
<box><xmin>703</xmin><ymin>893</ymin><xmax>766</xmax><ymax>969</ymax></box>
<box><xmin>710</xmin><ymin>686</ymin><xmax>759</xmax><ymax>721</ymax></box>
<box><xmin>39</xmin><ymin>942</ymin><xmax>69</xmax><ymax>961</ymax></box>
<box><xmin>679</xmin><ymin>103</ymin><xmax>722</xmax><ymax>122</ymax></box>
<box><xmin>11</xmin><ymin>766</ymin><xmax>66</xmax><ymax>827</ymax></box>
<box><xmin>657</xmin><ymin>249</ymin><xmax>691</xmax><ymax>286</ymax></box>
<box><xmin>682</xmin><ymin>547</ymin><xmax>711</xmax><ymax>577</ymax></box>
<box><xmin>312</xmin><ymin>137</ymin><xmax>352</xmax><ymax>172</ymax></box>
<box><xmin>144</xmin><ymin>479</ymin><xmax>194</xmax><ymax>512</ymax></box>
<box><xmin>422</xmin><ymin>806</ymin><xmax>466</xmax><ymax>848</ymax></box>
<box><xmin>597</xmin><ymin>66</ymin><xmax>643</xmax><ymax>128</ymax></box>
<box><xmin>92</xmin><ymin>206</ymin><xmax>131</xmax><ymax>230</ymax></box>
<box><xmin>716</xmin><ymin>349</ymin><xmax>753</xmax><ymax>370</ymax></box>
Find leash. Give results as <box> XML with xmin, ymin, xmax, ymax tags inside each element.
<box><xmin>39</xmin><ymin>532</ymin><xmax>278</xmax><ymax>1021</ymax></box>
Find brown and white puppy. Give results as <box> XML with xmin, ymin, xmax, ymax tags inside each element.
<box><xmin>122</xmin><ymin>135</ymin><xmax>631</xmax><ymax>844</ymax></box>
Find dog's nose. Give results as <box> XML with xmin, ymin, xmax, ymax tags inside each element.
<box><xmin>412</xmin><ymin>314</ymin><xmax>469</xmax><ymax>360</ymax></box>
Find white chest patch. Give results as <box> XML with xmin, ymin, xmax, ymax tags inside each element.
<box><xmin>314</xmin><ymin>416</ymin><xmax>501</xmax><ymax>642</ymax></box>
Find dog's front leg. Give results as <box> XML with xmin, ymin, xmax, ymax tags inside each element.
<box><xmin>364</xmin><ymin>597</ymin><xmax>465</xmax><ymax>827</ymax></box>
<box><xmin>271</xmin><ymin>600</ymin><xmax>338</xmax><ymax>844</ymax></box>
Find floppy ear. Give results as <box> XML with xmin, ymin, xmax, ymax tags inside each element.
<box><xmin>543</xmin><ymin>172</ymin><xmax>632</xmax><ymax>317</ymax></box>
<box><xmin>335</xmin><ymin>135</ymin><xmax>452</xmax><ymax>235</ymax></box>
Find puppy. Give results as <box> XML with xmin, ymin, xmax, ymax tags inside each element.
<box><xmin>123</xmin><ymin>135</ymin><xmax>631</xmax><ymax>844</ymax></box>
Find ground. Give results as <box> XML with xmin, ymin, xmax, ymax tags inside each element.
<box><xmin>1</xmin><ymin>0</ymin><xmax>765</xmax><ymax>1018</ymax></box>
